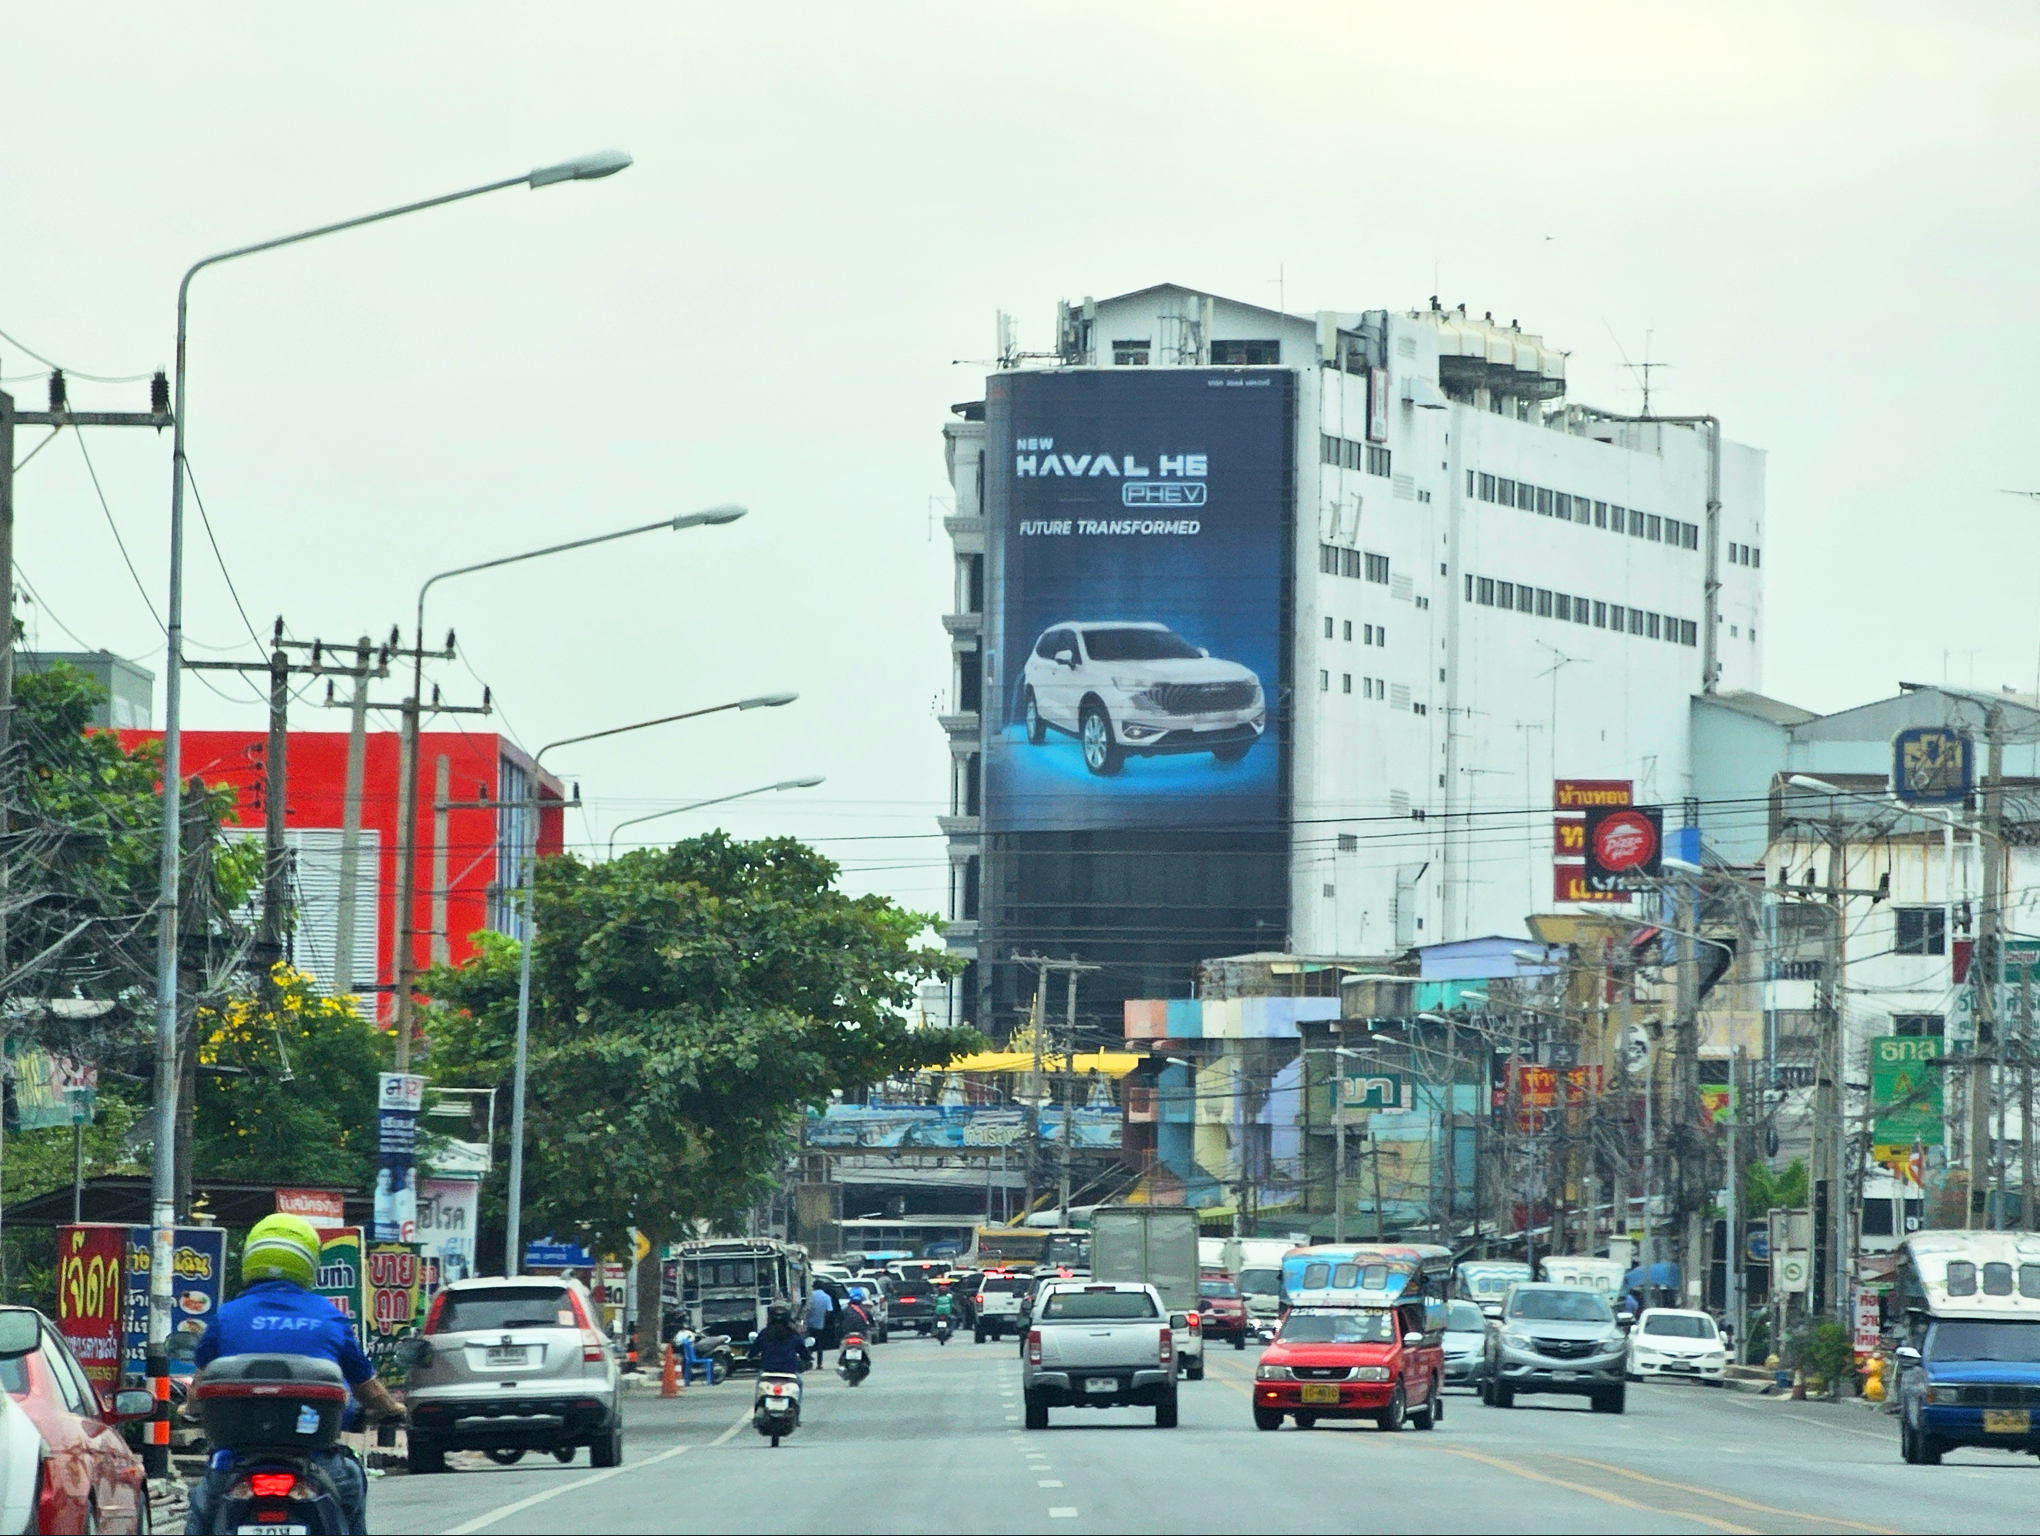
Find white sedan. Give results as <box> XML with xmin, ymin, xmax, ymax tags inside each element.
<box><xmin>1626</xmin><ymin>1308</ymin><xmax>1728</xmax><ymax>1384</ymax></box>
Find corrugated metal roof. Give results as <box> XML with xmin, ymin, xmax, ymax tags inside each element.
<box><xmin>1698</xmin><ymin>690</ymin><xmax>1818</xmax><ymax>727</ymax></box>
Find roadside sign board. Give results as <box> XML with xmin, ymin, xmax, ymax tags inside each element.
<box><xmin>1775</xmin><ymin>1250</ymin><xmax>1810</xmax><ymax>1294</ymax></box>
<box><xmin>1892</xmin><ymin>727</ymin><xmax>1973</xmax><ymax>806</ymax></box>
<box><xmin>1870</xmin><ymin>1035</ymin><xmax>1944</xmax><ymax>1147</ymax></box>
<box><xmin>1339</xmin><ymin>1071</ymin><xmax>1407</xmax><ymax>1111</ymax></box>
<box><xmin>525</xmin><ymin>1239</ymin><xmax>594</xmax><ymax>1270</ymax></box>
<box><xmin>120</xmin><ymin>1227</ymin><xmax>226</xmax><ymax>1384</ymax></box>
<box><xmin>55</xmin><ymin>1225</ymin><xmax>125</xmax><ymax>1393</ymax></box>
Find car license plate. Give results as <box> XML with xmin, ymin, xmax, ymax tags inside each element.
<box><xmin>1667</xmin><ymin>1362</ymin><xmax>1695</xmax><ymax>1373</ymax></box>
<box><xmin>1553</xmin><ymin>1370</ymin><xmax>1580</xmax><ymax>1381</ymax></box>
<box><xmin>1984</xmin><ymin>1408</ymin><xmax>2031</xmax><ymax>1434</ymax></box>
<box><xmin>1085</xmin><ymin>1378</ymin><xmax>1116</xmax><ymax>1393</ymax></box>
<box><xmin>1300</xmin><ymin>1384</ymin><xmax>1340</xmax><ymax>1405</ymax></box>
<box><xmin>236</xmin><ymin>1528</ymin><xmax>308</xmax><ymax>1535</ymax></box>
<box><xmin>485</xmin><ymin>1346</ymin><xmax>529</xmax><ymax>1367</ymax></box>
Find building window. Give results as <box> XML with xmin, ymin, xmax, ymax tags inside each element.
<box><xmin>1895</xmin><ymin>1013</ymin><xmax>1945</xmax><ymax>1038</ymax></box>
<box><xmin>1366</xmin><ymin>444</ymin><xmax>1392</xmax><ymax>476</ymax></box>
<box><xmin>1554</xmin><ymin>593</ymin><xmax>1571</xmax><ymax>622</ymax></box>
<box><xmin>1752</xmin><ymin>546</ymin><xmax>1761</xmax><ymax>567</ymax></box>
<box><xmin>1517</xmin><ymin>583</ymin><xmax>1535</xmax><ymax>614</ymax></box>
<box><xmin>1646</xmin><ymin>513</ymin><xmax>1662</xmax><ymax>541</ymax></box>
<box><xmin>1536</xmin><ymin>588</ymin><xmax>1554</xmax><ymax>617</ymax></box>
<box><xmin>1321</xmin><ymin>434</ymin><xmax>1340</xmax><ymax>466</ymax></box>
<box><xmin>1480</xmin><ymin>473</ymin><xmax>1496</xmax><ymax>502</ymax></box>
<box><xmin>1497</xmin><ymin>477</ymin><xmax>1515</xmax><ymax>506</ymax></box>
<box><xmin>1644</xmin><ymin>612</ymin><xmax>1660</xmax><ymax>639</ymax></box>
<box><xmin>1113</xmin><ymin>340</ymin><xmax>1151</xmax><ymax>366</ymax></box>
<box><xmin>1320</xmin><ymin>544</ymin><xmax>1340</xmax><ymax>575</ymax></box>
<box><xmin>1211</xmin><ymin>339</ymin><xmax>1280</xmax><ymax>365</ymax></box>
<box><xmin>1343</xmin><ymin>548</ymin><xmax>1364</xmax><ymax>578</ymax></box>
<box><xmin>1496</xmin><ymin>580</ymin><xmax>1514</xmax><ymax>609</ymax></box>
<box><xmin>1627</xmin><ymin>607</ymin><xmax>1644</xmax><ymax>635</ymax></box>
<box><xmin>1466</xmin><ymin>469</ymin><xmax>1474</xmax><ymax>497</ymax></box>
<box><xmin>1592</xmin><ymin>600</ymin><xmax>1607</xmax><ymax>628</ymax></box>
<box><xmin>1319</xmin><ymin>669</ymin><xmax>1330</xmax><ymax>691</ymax></box>
<box><xmin>1681</xmin><ymin>619</ymin><xmax>1698</xmax><ymax>645</ymax></box>
<box><xmin>1478</xmin><ymin>578</ymin><xmax>1495</xmax><ymax>605</ymax></box>
<box><xmin>1554</xmin><ymin>492</ymin><xmax>1571</xmax><ymax>521</ymax></box>
<box><xmin>1895</xmin><ymin>907</ymin><xmax>1947</xmax><ymax>956</ymax></box>
<box><xmin>1664</xmin><ymin>614</ymin><xmax>1680</xmax><ymax>641</ymax></box>
<box><xmin>1365</xmin><ymin>552</ymin><xmax>1390</xmax><ymax>583</ymax></box>
<box><xmin>1594</xmin><ymin>501</ymin><xmax>1608</xmax><ymax>528</ymax></box>
<box><xmin>1342</xmin><ymin>673</ymin><xmax>1353</xmax><ymax>694</ymax></box>
<box><xmin>1345</xmin><ymin>440</ymin><xmax>1362</xmax><ymax>469</ymax></box>
<box><xmin>1534</xmin><ymin>486</ymin><xmax>1552</xmax><ymax>516</ymax></box>
<box><xmin>1625</xmin><ymin>508</ymin><xmax>1642</xmax><ymax>537</ymax></box>
<box><xmin>1324</xmin><ymin>616</ymin><xmax>1334</xmax><ymax>639</ymax></box>
<box><xmin>958</xmin><ymin>646</ymin><xmax>981</xmax><ymax>713</ymax></box>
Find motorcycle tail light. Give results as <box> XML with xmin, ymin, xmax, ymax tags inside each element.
<box><xmin>1027</xmin><ymin>1329</ymin><xmax>1042</xmax><ymax>1366</ymax></box>
<box><xmin>1158</xmin><ymin>1326</ymin><xmax>1173</xmax><ymax>1368</ymax></box>
<box><xmin>249</xmin><ymin>1472</ymin><xmax>297</xmax><ymax>1498</ymax></box>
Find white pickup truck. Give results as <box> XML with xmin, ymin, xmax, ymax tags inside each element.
<box><xmin>1021</xmin><ymin>1280</ymin><xmax>1179</xmax><ymax>1429</ymax></box>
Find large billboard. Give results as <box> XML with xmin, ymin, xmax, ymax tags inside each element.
<box><xmin>985</xmin><ymin>370</ymin><xmax>1291</xmax><ymax>832</ymax></box>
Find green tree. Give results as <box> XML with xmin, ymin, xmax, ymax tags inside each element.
<box><xmin>422</xmin><ymin>833</ymin><xmax>981</xmax><ymax>1262</ymax></box>
<box><xmin>193</xmin><ymin>965</ymin><xmax>383</xmax><ymax>1190</ymax></box>
<box><xmin>1742</xmin><ymin>1158</ymin><xmax>1808</xmax><ymax>1221</ymax></box>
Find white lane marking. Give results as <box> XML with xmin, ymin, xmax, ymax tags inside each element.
<box><xmin>1048</xmin><ymin>1509</ymin><xmax>1078</xmax><ymax>1519</ymax></box>
<box><xmin>1038</xmin><ymin>1479</ymin><xmax>1064</xmax><ymax>1488</ymax></box>
<box><xmin>1712</xmin><ymin>1394</ymin><xmax>1892</xmax><ymax>1443</ymax></box>
<box><xmin>1005</xmin><ymin>1415</ymin><xmax>1020</xmax><ymax>1422</ymax></box>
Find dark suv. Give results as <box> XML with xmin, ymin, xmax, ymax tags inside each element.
<box><xmin>889</xmin><ymin>1277</ymin><xmax>936</xmax><ymax>1335</ymax></box>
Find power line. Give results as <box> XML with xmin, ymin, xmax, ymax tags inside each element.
<box><xmin>0</xmin><ymin>323</ymin><xmax>153</xmax><ymax>384</ymax></box>
<box><xmin>70</xmin><ymin>427</ymin><xmax>164</xmax><ymax>635</ymax></box>
<box><xmin>179</xmin><ymin>459</ymin><xmax>270</xmax><ymax>656</ymax></box>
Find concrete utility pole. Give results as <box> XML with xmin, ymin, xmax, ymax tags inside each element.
<box><xmin>1014</xmin><ymin>954</ymin><xmax>1101</xmax><ymax>1222</ymax></box>
<box><xmin>1971</xmin><ymin>707</ymin><xmax>2005</xmax><ymax>1228</ymax></box>
<box><xmin>186</xmin><ymin>625</ymin><xmax>388</xmax><ymax>994</ymax></box>
<box><xmin>328</xmin><ymin>638</ymin><xmax>379</xmax><ymax>994</ymax></box>
<box><xmin>1820</xmin><ymin>793</ymin><xmax>1846</xmax><ymax>1315</ymax></box>
<box><xmin>1022</xmin><ymin>978</ymin><xmax>1045</xmax><ymax>1219</ymax></box>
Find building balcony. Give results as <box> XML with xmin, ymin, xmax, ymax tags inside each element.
<box><xmin>937</xmin><ymin>712</ymin><xmax>979</xmax><ymax>738</ymax></box>
<box><xmin>937</xmin><ymin>814</ymin><xmax>980</xmax><ymax>839</ymax></box>
<box><xmin>943</xmin><ymin>514</ymin><xmax>984</xmax><ymax>538</ymax></box>
<box><xmin>1125</xmin><ymin>1086</ymin><xmax>1158</xmax><ymax>1124</ymax></box>
<box><xmin>941</xmin><ymin>611</ymin><xmax>983</xmax><ymax>636</ymax></box>
<box><xmin>941</xmin><ymin>919</ymin><xmax>979</xmax><ymax>951</ymax></box>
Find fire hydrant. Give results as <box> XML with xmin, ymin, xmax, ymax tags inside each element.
<box><xmin>1862</xmin><ymin>1353</ymin><xmax>1886</xmax><ymax>1402</ymax></box>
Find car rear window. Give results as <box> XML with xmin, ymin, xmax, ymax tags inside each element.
<box><xmin>434</xmin><ymin>1286</ymin><xmax>577</xmax><ymax>1334</ymax></box>
<box><xmin>896</xmin><ymin>1280</ymin><xmax>931</xmax><ymax>1297</ymax></box>
<box><xmin>1198</xmin><ymin>1281</ymin><xmax>1238</xmax><ymax>1299</ymax></box>
<box><xmin>985</xmin><ymin>1277</ymin><xmax>1029</xmax><ymax>1293</ymax></box>
<box><xmin>1040</xmin><ymin>1290</ymin><xmax>1159</xmax><ymax>1321</ymax></box>
<box><xmin>1642</xmin><ymin>1314</ymin><xmax>1717</xmax><ymax>1339</ymax></box>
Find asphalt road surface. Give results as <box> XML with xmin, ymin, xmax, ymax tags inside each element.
<box><xmin>373</xmin><ymin>1337</ymin><xmax>2040</xmax><ymax>1534</ymax></box>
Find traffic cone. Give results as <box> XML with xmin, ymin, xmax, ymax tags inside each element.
<box><xmin>661</xmin><ymin>1342</ymin><xmax>681</xmax><ymax>1398</ymax></box>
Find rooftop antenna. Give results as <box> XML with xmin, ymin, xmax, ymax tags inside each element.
<box><xmin>1603</xmin><ymin>322</ymin><xmax>1673</xmax><ymax>416</ymax></box>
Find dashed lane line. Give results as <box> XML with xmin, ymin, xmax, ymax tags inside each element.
<box><xmin>440</xmin><ymin>1407</ymin><xmax>751</xmax><ymax>1535</ymax></box>
<box><xmin>1712</xmin><ymin>1393</ymin><xmax>1894</xmax><ymax>1443</ymax></box>
<box><xmin>1551</xmin><ymin>1457</ymin><xmax>1899</xmax><ymax>1534</ymax></box>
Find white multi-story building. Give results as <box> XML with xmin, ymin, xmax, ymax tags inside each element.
<box><xmin>938</xmin><ymin>284</ymin><xmax>1768</xmax><ymax>1033</ymax></box>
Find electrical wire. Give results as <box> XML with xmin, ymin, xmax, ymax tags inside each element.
<box><xmin>179</xmin><ymin>459</ymin><xmax>271</xmax><ymax>657</ymax></box>
<box><xmin>0</xmin><ymin>323</ymin><xmax>153</xmax><ymax>384</ymax></box>
<box><xmin>70</xmin><ymin>428</ymin><xmax>165</xmax><ymax>635</ymax></box>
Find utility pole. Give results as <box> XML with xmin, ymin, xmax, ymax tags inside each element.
<box><xmin>1014</xmin><ymin>955</ymin><xmax>1100</xmax><ymax>1223</ymax></box>
<box><xmin>0</xmin><ymin>373</ymin><xmax>172</xmax><ymax>1040</ymax></box>
<box><xmin>1970</xmin><ymin>707</ymin><xmax>2005</xmax><ymax>1229</ymax></box>
<box><xmin>186</xmin><ymin>624</ymin><xmax>388</xmax><ymax>993</ymax></box>
<box><xmin>1022</xmin><ymin>976</ymin><xmax>1044</xmax><ymax>1220</ymax></box>
<box><xmin>1058</xmin><ymin>966</ymin><xmax>1077</xmax><ymax>1223</ymax></box>
<box><xmin>325</xmin><ymin>637</ymin><xmax>383</xmax><ymax>995</ymax></box>
<box><xmin>353</xmin><ymin>631</ymin><xmax>487</xmax><ymax>1066</ymax></box>
<box><xmin>2021</xmin><ymin>957</ymin><xmax>2034</xmax><ymax>1231</ymax></box>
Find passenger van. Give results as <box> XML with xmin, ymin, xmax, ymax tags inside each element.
<box><xmin>1538</xmin><ymin>1256</ymin><xmax>1627</xmax><ymax>1298</ymax></box>
<box><xmin>1456</xmin><ymin>1260</ymin><xmax>1533</xmax><ymax>1319</ymax></box>
<box><xmin>1894</xmin><ymin>1230</ymin><xmax>2040</xmax><ymax>1464</ymax></box>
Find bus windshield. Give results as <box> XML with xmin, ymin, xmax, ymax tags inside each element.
<box><xmin>976</xmin><ymin>1229</ymin><xmax>1048</xmax><ymax>1266</ymax></box>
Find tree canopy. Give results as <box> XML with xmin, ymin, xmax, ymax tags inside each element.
<box><xmin>423</xmin><ymin>833</ymin><xmax>980</xmax><ymax>1258</ymax></box>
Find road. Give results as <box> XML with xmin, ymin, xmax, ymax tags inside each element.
<box><xmin>374</xmin><ymin>1336</ymin><xmax>2040</xmax><ymax>1534</ymax></box>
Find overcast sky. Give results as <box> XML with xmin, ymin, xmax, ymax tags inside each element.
<box><xmin>4</xmin><ymin>1</ymin><xmax>2036</xmax><ymax>918</ymax></box>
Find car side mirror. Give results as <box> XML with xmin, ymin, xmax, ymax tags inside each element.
<box><xmin>0</xmin><ymin>1312</ymin><xmax>37</xmax><ymax>1361</ymax></box>
<box><xmin>1403</xmin><ymin>1332</ymin><xmax>1424</xmax><ymax>1348</ymax></box>
<box><xmin>1480</xmin><ymin>1304</ymin><xmax>1503</xmax><ymax>1321</ymax></box>
<box><xmin>1895</xmin><ymin>1345</ymin><xmax>1921</xmax><ymax>1365</ymax></box>
<box><xmin>105</xmin><ymin>1388</ymin><xmax>156</xmax><ymax>1424</ymax></box>
<box><xmin>1616</xmin><ymin>1314</ymin><xmax>1635</xmax><ymax>1331</ymax></box>
<box><xmin>1055</xmin><ymin>650</ymin><xmax>1076</xmax><ymax>667</ymax></box>
<box><xmin>1198</xmin><ymin>647</ymin><xmax>1210</xmax><ymax>657</ymax></box>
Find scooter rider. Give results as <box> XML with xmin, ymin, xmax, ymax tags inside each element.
<box><xmin>838</xmin><ymin>1289</ymin><xmax>874</xmax><ymax>1367</ymax></box>
<box><xmin>185</xmin><ymin>1214</ymin><xmax>400</xmax><ymax>1536</ymax></box>
<box><xmin>753</xmin><ymin>1302</ymin><xmax>807</xmax><ymax>1376</ymax></box>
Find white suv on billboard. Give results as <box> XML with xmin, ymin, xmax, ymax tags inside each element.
<box><xmin>1020</xmin><ymin>622</ymin><xmax>1265</xmax><ymax>776</ymax></box>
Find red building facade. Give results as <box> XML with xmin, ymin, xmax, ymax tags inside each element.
<box><xmin>120</xmin><ymin>728</ymin><xmax>564</xmax><ymax>1013</ymax></box>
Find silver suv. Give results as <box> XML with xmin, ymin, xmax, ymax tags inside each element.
<box><xmin>1481</xmin><ymin>1282</ymin><xmax>1627</xmax><ymax>1414</ymax></box>
<box><xmin>400</xmin><ymin>1276</ymin><xmax>622</xmax><ymax>1472</ymax></box>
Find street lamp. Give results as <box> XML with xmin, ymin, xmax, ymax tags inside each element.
<box><xmin>504</xmin><ymin>693</ymin><xmax>796</xmax><ymax>1275</ymax></box>
<box><xmin>391</xmin><ymin>505</ymin><xmax>747</xmax><ymax>1067</ymax></box>
<box><xmin>146</xmin><ymin>149</ymin><xmax>631</xmax><ymax>1471</ymax></box>
<box><xmin>605</xmin><ymin>774</ymin><xmax>825</xmax><ymax>859</ymax></box>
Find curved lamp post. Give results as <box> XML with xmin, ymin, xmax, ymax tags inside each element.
<box><xmin>604</xmin><ymin>775</ymin><xmax>824</xmax><ymax>859</ymax></box>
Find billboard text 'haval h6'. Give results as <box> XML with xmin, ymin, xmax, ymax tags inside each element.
<box><xmin>1020</xmin><ymin>621</ymin><xmax>1265</xmax><ymax>776</ymax></box>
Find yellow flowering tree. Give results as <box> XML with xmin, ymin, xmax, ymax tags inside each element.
<box><xmin>194</xmin><ymin>965</ymin><xmax>382</xmax><ymax>1189</ymax></box>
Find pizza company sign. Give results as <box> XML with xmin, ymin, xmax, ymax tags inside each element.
<box><xmin>1553</xmin><ymin>780</ymin><xmax>1634</xmax><ymax>905</ymax></box>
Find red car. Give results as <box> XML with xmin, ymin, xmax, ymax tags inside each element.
<box><xmin>1252</xmin><ymin>1300</ymin><xmax>1444</xmax><ymax>1432</ymax></box>
<box><xmin>0</xmin><ymin>1306</ymin><xmax>152</xmax><ymax>1533</ymax></box>
<box><xmin>1197</xmin><ymin>1275</ymin><xmax>1249</xmax><ymax>1349</ymax></box>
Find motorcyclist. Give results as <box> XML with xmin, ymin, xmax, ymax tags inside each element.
<box><xmin>838</xmin><ymin>1289</ymin><xmax>873</xmax><ymax>1368</ymax></box>
<box><xmin>752</xmin><ymin>1301</ymin><xmax>807</xmax><ymax>1377</ymax></box>
<box><xmin>932</xmin><ymin>1281</ymin><xmax>957</xmax><ymax>1333</ymax></box>
<box><xmin>185</xmin><ymin>1214</ymin><xmax>399</xmax><ymax>1536</ymax></box>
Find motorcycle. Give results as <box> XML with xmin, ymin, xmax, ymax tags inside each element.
<box><xmin>754</xmin><ymin>1371</ymin><xmax>803</xmax><ymax>1447</ymax></box>
<box><xmin>837</xmin><ymin>1334</ymin><xmax>871</xmax><ymax>1386</ymax></box>
<box><xmin>190</xmin><ymin>1353</ymin><xmax>355</xmax><ymax>1534</ymax></box>
<box><xmin>671</xmin><ymin>1327</ymin><xmax>734</xmax><ymax>1385</ymax></box>
<box><xmin>933</xmin><ymin>1313</ymin><xmax>953</xmax><ymax>1346</ymax></box>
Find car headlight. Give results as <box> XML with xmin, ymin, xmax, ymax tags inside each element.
<box><xmin>1926</xmin><ymin>1383</ymin><xmax>1961</xmax><ymax>1405</ymax></box>
<box><xmin>1111</xmin><ymin>676</ymin><xmax>1152</xmax><ymax>693</ymax></box>
<box><xmin>1255</xmin><ymin>1364</ymin><xmax>1293</xmax><ymax>1381</ymax></box>
<box><xmin>1353</xmin><ymin>1366</ymin><xmax>1392</xmax><ymax>1382</ymax></box>
<box><xmin>1501</xmin><ymin>1329</ymin><xmax>1534</xmax><ymax>1351</ymax></box>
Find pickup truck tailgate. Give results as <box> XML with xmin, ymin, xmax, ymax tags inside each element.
<box><xmin>1040</xmin><ymin>1321</ymin><xmax>1165</xmax><ymax>1369</ymax></box>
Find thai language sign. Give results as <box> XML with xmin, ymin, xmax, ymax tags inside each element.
<box><xmin>803</xmin><ymin>1103</ymin><xmax>1121</xmax><ymax>1150</ymax></box>
<box><xmin>120</xmin><ymin>1226</ymin><xmax>226</xmax><ymax>1383</ymax></box>
<box><xmin>56</xmin><ymin>1225</ymin><xmax>125</xmax><ymax>1393</ymax></box>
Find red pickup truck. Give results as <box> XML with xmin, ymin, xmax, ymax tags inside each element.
<box><xmin>1252</xmin><ymin>1300</ymin><xmax>1444</xmax><ymax>1432</ymax></box>
<box><xmin>1197</xmin><ymin>1275</ymin><xmax>1249</xmax><ymax>1349</ymax></box>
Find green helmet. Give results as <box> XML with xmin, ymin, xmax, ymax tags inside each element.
<box><xmin>243</xmin><ymin>1213</ymin><xmax>322</xmax><ymax>1289</ymax></box>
